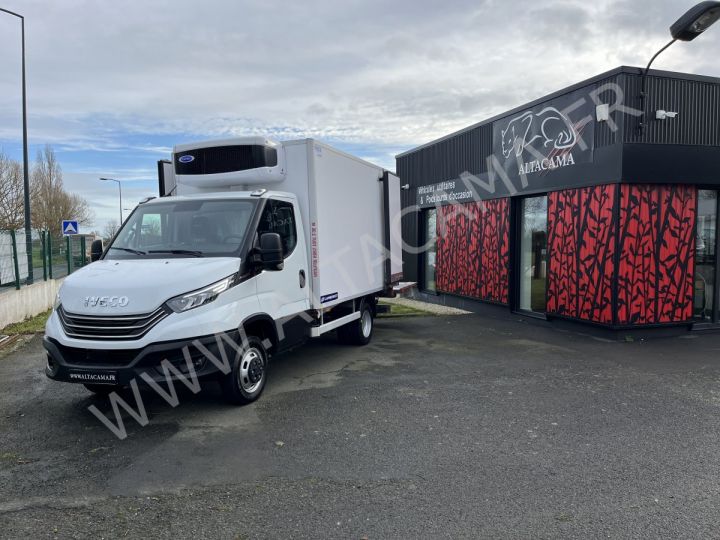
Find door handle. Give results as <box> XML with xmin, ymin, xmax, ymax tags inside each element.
<box><xmin>299</xmin><ymin>269</ymin><xmax>306</xmax><ymax>288</ymax></box>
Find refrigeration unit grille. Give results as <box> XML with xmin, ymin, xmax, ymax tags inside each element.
<box><xmin>174</xmin><ymin>145</ymin><xmax>278</xmax><ymax>175</ymax></box>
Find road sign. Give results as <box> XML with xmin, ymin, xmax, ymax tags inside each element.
<box><xmin>62</xmin><ymin>220</ymin><xmax>79</xmax><ymax>236</ymax></box>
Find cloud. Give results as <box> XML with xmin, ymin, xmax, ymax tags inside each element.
<box><xmin>1</xmin><ymin>0</ymin><xmax>719</xmax><ymax>232</ymax></box>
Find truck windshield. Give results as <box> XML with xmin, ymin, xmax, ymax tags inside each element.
<box><xmin>105</xmin><ymin>199</ymin><xmax>257</xmax><ymax>259</ymax></box>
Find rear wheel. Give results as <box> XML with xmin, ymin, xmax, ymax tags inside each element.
<box><xmin>83</xmin><ymin>384</ymin><xmax>123</xmax><ymax>395</ymax></box>
<box><xmin>337</xmin><ymin>300</ymin><xmax>374</xmax><ymax>346</ymax></box>
<box><xmin>221</xmin><ymin>336</ymin><xmax>268</xmax><ymax>405</ymax></box>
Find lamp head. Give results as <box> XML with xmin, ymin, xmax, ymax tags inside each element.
<box><xmin>670</xmin><ymin>1</ymin><xmax>720</xmax><ymax>41</ymax></box>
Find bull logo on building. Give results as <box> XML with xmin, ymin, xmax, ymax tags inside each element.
<box><xmin>500</xmin><ymin>107</ymin><xmax>578</xmax><ymax>159</ymax></box>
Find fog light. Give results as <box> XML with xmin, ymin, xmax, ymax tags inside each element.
<box><xmin>192</xmin><ymin>357</ymin><xmax>206</xmax><ymax>371</ymax></box>
<box><xmin>46</xmin><ymin>354</ymin><xmax>59</xmax><ymax>376</ymax></box>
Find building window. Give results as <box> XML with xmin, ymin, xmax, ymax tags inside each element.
<box><xmin>695</xmin><ymin>190</ymin><xmax>717</xmax><ymax>321</ymax></box>
<box><xmin>422</xmin><ymin>209</ymin><xmax>437</xmax><ymax>292</ymax></box>
<box><xmin>518</xmin><ymin>196</ymin><xmax>548</xmax><ymax>313</ymax></box>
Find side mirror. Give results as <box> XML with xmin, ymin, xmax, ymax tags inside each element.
<box><xmin>260</xmin><ymin>232</ymin><xmax>283</xmax><ymax>271</ymax></box>
<box><xmin>90</xmin><ymin>239</ymin><xmax>104</xmax><ymax>262</ymax></box>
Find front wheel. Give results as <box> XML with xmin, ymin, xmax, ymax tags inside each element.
<box><xmin>220</xmin><ymin>336</ymin><xmax>268</xmax><ymax>405</ymax></box>
<box><xmin>337</xmin><ymin>301</ymin><xmax>374</xmax><ymax>346</ymax></box>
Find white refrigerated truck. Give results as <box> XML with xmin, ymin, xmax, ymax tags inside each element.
<box><xmin>44</xmin><ymin>137</ymin><xmax>402</xmax><ymax>404</ymax></box>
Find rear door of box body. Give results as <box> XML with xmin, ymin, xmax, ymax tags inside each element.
<box><xmin>383</xmin><ymin>171</ymin><xmax>404</xmax><ymax>283</ymax></box>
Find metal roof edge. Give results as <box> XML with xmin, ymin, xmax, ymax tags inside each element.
<box><xmin>396</xmin><ymin>66</ymin><xmax>720</xmax><ymax>159</ymax></box>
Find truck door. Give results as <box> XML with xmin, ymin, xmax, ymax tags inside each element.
<box><xmin>255</xmin><ymin>199</ymin><xmax>311</xmax><ymax>329</ymax></box>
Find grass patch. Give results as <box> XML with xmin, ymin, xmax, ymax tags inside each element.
<box><xmin>378</xmin><ymin>301</ymin><xmax>434</xmax><ymax>317</ymax></box>
<box><xmin>1</xmin><ymin>309</ymin><xmax>51</xmax><ymax>336</ymax></box>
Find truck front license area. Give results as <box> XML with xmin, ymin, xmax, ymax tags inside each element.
<box><xmin>43</xmin><ymin>331</ymin><xmax>242</xmax><ymax>388</ymax></box>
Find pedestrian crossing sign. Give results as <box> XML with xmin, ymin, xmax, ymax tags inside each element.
<box><xmin>62</xmin><ymin>220</ymin><xmax>79</xmax><ymax>235</ymax></box>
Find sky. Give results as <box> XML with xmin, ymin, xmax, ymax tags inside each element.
<box><xmin>1</xmin><ymin>0</ymin><xmax>720</xmax><ymax>234</ymax></box>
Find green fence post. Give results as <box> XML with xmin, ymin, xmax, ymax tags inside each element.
<box><xmin>80</xmin><ymin>236</ymin><xmax>87</xmax><ymax>266</ymax></box>
<box><xmin>66</xmin><ymin>236</ymin><xmax>72</xmax><ymax>275</ymax></box>
<box><xmin>10</xmin><ymin>230</ymin><xmax>20</xmax><ymax>290</ymax></box>
<box><xmin>47</xmin><ymin>234</ymin><xmax>53</xmax><ymax>279</ymax></box>
<box><xmin>41</xmin><ymin>230</ymin><xmax>47</xmax><ymax>281</ymax></box>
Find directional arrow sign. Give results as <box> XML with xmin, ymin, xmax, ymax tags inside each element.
<box><xmin>62</xmin><ymin>220</ymin><xmax>79</xmax><ymax>235</ymax></box>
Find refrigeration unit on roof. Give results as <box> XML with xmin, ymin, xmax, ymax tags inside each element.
<box><xmin>173</xmin><ymin>137</ymin><xmax>286</xmax><ymax>189</ymax></box>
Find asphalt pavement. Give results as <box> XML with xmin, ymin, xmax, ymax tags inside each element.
<box><xmin>2</xmin><ymin>312</ymin><xmax>720</xmax><ymax>539</ymax></box>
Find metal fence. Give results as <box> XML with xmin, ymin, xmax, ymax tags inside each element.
<box><xmin>0</xmin><ymin>230</ymin><xmax>90</xmax><ymax>291</ymax></box>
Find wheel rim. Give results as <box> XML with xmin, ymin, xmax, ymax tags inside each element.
<box><xmin>361</xmin><ymin>309</ymin><xmax>372</xmax><ymax>338</ymax></box>
<box><xmin>238</xmin><ymin>347</ymin><xmax>264</xmax><ymax>394</ymax></box>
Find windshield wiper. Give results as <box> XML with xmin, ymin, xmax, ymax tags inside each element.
<box><xmin>109</xmin><ymin>247</ymin><xmax>147</xmax><ymax>256</ymax></box>
<box><xmin>148</xmin><ymin>249</ymin><xmax>204</xmax><ymax>257</ymax></box>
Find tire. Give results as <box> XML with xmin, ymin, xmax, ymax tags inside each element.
<box><xmin>84</xmin><ymin>384</ymin><xmax>123</xmax><ymax>395</ymax></box>
<box><xmin>337</xmin><ymin>300</ymin><xmax>374</xmax><ymax>346</ymax></box>
<box><xmin>220</xmin><ymin>336</ymin><xmax>268</xmax><ymax>405</ymax></box>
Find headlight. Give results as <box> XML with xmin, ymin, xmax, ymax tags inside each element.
<box><xmin>53</xmin><ymin>290</ymin><xmax>61</xmax><ymax>310</ymax></box>
<box><xmin>165</xmin><ymin>275</ymin><xmax>237</xmax><ymax>313</ymax></box>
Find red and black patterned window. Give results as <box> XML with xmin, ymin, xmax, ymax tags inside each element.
<box><xmin>435</xmin><ymin>199</ymin><xmax>509</xmax><ymax>304</ymax></box>
<box><xmin>547</xmin><ymin>185</ymin><xmax>616</xmax><ymax>323</ymax></box>
<box><xmin>617</xmin><ymin>185</ymin><xmax>697</xmax><ymax>325</ymax></box>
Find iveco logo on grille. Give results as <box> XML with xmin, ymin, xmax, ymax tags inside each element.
<box><xmin>178</xmin><ymin>155</ymin><xmax>194</xmax><ymax>163</ymax></box>
<box><xmin>84</xmin><ymin>296</ymin><xmax>129</xmax><ymax>308</ymax></box>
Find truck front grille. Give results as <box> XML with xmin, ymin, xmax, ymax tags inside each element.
<box><xmin>57</xmin><ymin>306</ymin><xmax>169</xmax><ymax>341</ymax></box>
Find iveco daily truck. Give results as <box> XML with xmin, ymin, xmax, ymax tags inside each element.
<box><xmin>44</xmin><ymin>137</ymin><xmax>402</xmax><ymax>404</ymax></box>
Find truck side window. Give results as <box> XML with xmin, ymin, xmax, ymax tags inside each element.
<box><xmin>257</xmin><ymin>200</ymin><xmax>297</xmax><ymax>258</ymax></box>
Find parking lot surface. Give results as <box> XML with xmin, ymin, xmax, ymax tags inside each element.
<box><xmin>2</xmin><ymin>313</ymin><xmax>720</xmax><ymax>539</ymax></box>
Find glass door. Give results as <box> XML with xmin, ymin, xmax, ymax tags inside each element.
<box><xmin>518</xmin><ymin>196</ymin><xmax>548</xmax><ymax>313</ymax></box>
<box><xmin>695</xmin><ymin>190</ymin><xmax>718</xmax><ymax>321</ymax></box>
<box><xmin>422</xmin><ymin>209</ymin><xmax>437</xmax><ymax>293</ymax></box>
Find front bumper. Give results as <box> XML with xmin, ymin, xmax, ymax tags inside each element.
<box><xmin>44</xmin><ymin>331</ymin><xmax>241</xmax><ymax>386</ymax></box>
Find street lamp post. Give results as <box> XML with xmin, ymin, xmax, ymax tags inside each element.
<box><xmin>0</xmin><ymin>7</ymin><xmax>33</xmax><ymax>284</ymax></box>
<box><xmin>639</xmin><ymin>1</ymin><xmax>720</xmax><ymax>133</ymax></box>
<box><xmin>100</xmin><ymin>178</ymin><xmax>123</xmax><ymax>224</ymax></box>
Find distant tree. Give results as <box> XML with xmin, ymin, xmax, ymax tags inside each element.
<box><xmin>103</xmin><ymin>219</ymin><xmax>120</xmax><ymax>240</ymax></box>
<box><xmin>31</xmin><ymin>145</ymin><xmax>94</xmax><ymax>236</ymax></box>
<box><xmin>0</xmin><ymin>151</ymin><xmax>26</xmax><ymax>230</ymax></box>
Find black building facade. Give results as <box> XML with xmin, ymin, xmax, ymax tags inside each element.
<box><xmin>396</xmin><ymin>66</ymin><xmax>720</xmax><ymax>330</ymax></box>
